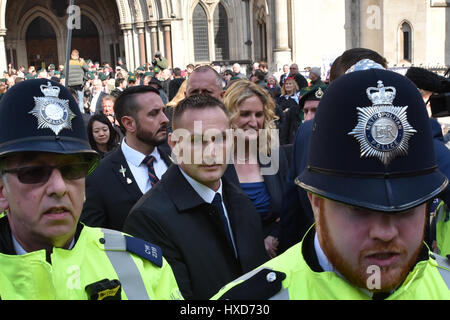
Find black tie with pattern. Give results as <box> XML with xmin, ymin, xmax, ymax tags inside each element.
<box><xmin>142</xmin><ymin>155</ymin><xmax>159</xmax><ymax>187</ymax></box>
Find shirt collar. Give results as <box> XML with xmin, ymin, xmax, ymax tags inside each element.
<box><xmin>121</xmin><ymin>138</ymin><xmax>161</xmax><ymax>167</ymax></box>
<box><xmin>179</xmin><ymin>167</ymin><xmax>222</xmax><ymax>203</ymax></box>
<box><xmin>12</xmin><ymin>234</ymin><xmax>75</xmax><ymax>255</ymax></box>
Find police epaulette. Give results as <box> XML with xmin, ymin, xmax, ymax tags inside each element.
<box><xmin>101</xmin><ymin>229</ymin><xmax>163</xmax><ymax>268</ymax></box>
<box><xmin>124</xmin><ymin>236</ymin><xmax>163</xmax><ymax>268</ymax></box>
<box><xmin>218</xmin><ymin>268</ymin><xmax>286</xmax><ymax>300</ymax></box>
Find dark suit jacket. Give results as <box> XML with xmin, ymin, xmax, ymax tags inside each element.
<box><xmin>280</xmin><ymin>120</ymin><xmax>316</xmax><ymax>252</ymax></box>
<box><xmin>224</xmin><ymin>145</ymin><xmax>292</xmax><ymax>238</ymax></box>
<box><xmin>123</xmin><ymin>165</ymin><xmax>269</xmax><ymax>300</ymax></box>
<box><xmin>89</xmin><ymin>91</ymin><xmax>107</xmax><ymax>114</ymax></box>
<box><xmin>81</xmin><ymin>143</ymin><xmax>172</xmax><ymax>231</ymax></box>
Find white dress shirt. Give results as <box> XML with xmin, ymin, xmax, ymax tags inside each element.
<box><xmin>179</xmin><ymin>167</ymin><xmax>238</xmax><ymax>256</ymax></box>
<box><xmin>121</xmin><ymin>139</ymin><xmax>168</xmax><ymax>194</ymax></box>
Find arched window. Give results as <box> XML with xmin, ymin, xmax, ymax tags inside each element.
<box><xmin>213</xmin><ymin>3</ymin><xmax>229</xmax><ymax>61</ymax></box>
<box><xmin>400</xmin><ymin>22</ymin><xmax>412</xmax><ymax>62</ymax></box>
<box><xmin>193</xmin><ymin>4</ymin><xmax>209</xmax><ymax>61</ymax></box>
<box><xmin>26</xmin><ymin>17</ymin><xmax>57</xmax><ymax>68</ymax></box>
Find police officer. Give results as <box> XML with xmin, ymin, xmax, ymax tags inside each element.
<box><xmin>0</xmin><ymin>79</ymin><xmax>182</xmax><ymax>300</ymax></box>
<box><xmin>212</xmin><ymin>68</ymin><xmax>450</xmax><ymax>300</ymax></box>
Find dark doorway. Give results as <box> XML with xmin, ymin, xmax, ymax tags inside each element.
<box><xmin>72</xmin><ymin>15</ymin><xmax>100</xmax><ymax>63</ymax></box>
<box><xmin>26</xmin><ymin>17</ymin><xmax>58</xmax><ymax>70</ymax></box>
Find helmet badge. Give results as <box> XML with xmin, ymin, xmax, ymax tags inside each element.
<box><xmin>348</xmin><ymin>80</ymin><xmax>417</xmax><ymax>166</ymax></box>
<box><xmin>29</xmin><ymin>82</ymin><xmax>76</xmax><ymax>135</ymax></box>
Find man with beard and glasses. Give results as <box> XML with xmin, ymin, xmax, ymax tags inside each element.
<box><xmin>81</xmin><ymin>86</ymin><xmax>172</xmax><ymax>231</ymax></box>
<box><xmin>0</xmin><ymin>79</ymin><xmax>181</xmax><ymax>299</ymax></box>
<box><xmin>212</xmin><ymin>69</ymin><xmax>450</xmax><ymax>300</ymax></box>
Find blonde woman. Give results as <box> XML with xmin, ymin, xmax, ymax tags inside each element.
<box><xmin>276</xmin><ymin>76</ymin><xmax>300</xmax><ymax>112</ymax></box>
<box><xmin>223</xmin><ymin>80</ymin><xmax>291</xmax><ymax>258</ymax></box>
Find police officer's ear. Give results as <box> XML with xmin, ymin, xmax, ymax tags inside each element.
<box><xmin>120</xmin><ymin>115</ymin><xmax>136</xmax><ymax>133</ymax></box>
<box><xmin>308</xmin><ymin>192</ymin><xmax>321</xmax><ymax>219</ymax></box>
<box><xmin>167</xmin><ymin>132</ymin><xmax>176</xmax><ymax>151</ymax></box>
<box><xmin>0</xmin><ymin>175</ymin><xmax>10</xmax><ymax>213</ymax></box>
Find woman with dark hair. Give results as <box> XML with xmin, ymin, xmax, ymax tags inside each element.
<box><xmin>87</xmin><ymin>113</ymin><xmax>120</xmax><ymax>158</ymax></box>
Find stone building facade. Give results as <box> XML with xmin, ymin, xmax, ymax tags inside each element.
<box><xmin>0</xmin><ymin>0</ymin><xmax>448</xmax><ymax>75</ymax></box>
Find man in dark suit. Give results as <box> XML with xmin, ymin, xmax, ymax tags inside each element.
<box><xmin>289</xmin><ymin>63</ymin><xmax>308</xmax><ymax>90</ymax></box>
<box><xmin>124</xmin><ymin>94</ymin><xmax>269</xmax><ymax>299</ymax></box>
<box><xmin>81</xmin><ymin>85</ymin><xmax>171</xmax><ymax>231</ymax></box>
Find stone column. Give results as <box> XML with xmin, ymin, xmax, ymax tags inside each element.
<box><xmin>121</xmin><ymin>24</ymin><xmax>134</xmax><ymax>71</ymax></box>
<box><xmin>136</xmin><ymin>22</ymin><xmax>146</xmax><ymax>66</ymax></box>
<box><xmin>148</xmin><ymin>21</ymin><xmax>158</xmax><ymax>58</ymax></box>
<box><xmin>273</xmin><ymin>0</ymin><xmax>291</xmax><ymax>71</ymax></box>
<box><xmin>145</xmin><ymin>23</ymin><xmax>153</xmax><ymax>63</ymax></box>
<box><xmin>161</xmin><ymin>19</ymin><xmax>172</xmax><ymax>68</ymax></box>
<box><xmin>0</xmin><ymin>28</ymin><xmax>7</xmax><ymax>73</ymax></box>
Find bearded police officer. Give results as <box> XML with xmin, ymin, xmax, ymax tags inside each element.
<box><xmin>212</xmin><ymin>68</ymin><xmax>450</xmax><ymax>300</ymax></box>
<box><xmin>0</xmin><ymin>79</ymin><xmax>181</xmax><ymax>300</ymax></box>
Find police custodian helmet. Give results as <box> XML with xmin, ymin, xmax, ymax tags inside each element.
<box><xmin>297</xmin><ymin>68</ymin><xmax>448</xmax><ymax>212</ymax></box>
<box><xmin>0</xmin><ymin>79</ymin><xmax>98</xmax><ymax>167</ymax></box>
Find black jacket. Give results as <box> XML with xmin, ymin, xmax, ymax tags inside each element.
<box><xmin>81</xmin><ymin>143</ymin><xmax>172</xmax><ymax>231</ymax></box>
<box><xmin>224</xmin><ymin>145</ymin><xmax>292</xmax><ymax>239</ymax></box>
<box><xmin>123</xmin><ymin>165</ymin><xmax>269</xmax><ymax>299</ymax></box>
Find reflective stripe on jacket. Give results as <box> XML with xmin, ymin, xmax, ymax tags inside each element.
<box><xmin>212</xmin><ymin>236</ymin><xmax>450</xmax><ymax>300</ymax></box>
<box><xmin>0</xmin><ymin>225</ymin><xmax>182</xmax><ymax>300</ymax></box>
<box><xmin>436</xmin><ymin>201</ymin><xmax>450</xmax><ymax>257</ymax></box>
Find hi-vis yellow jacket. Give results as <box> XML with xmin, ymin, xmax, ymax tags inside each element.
<box><xmin>212</xmin><ymin>229</ymin><xmax>450</xmax><ymax>300</ymax></box>
<box><xmin>0</xmin><ymin>222</ymin><xmax>182</xmax><ymax>300</ymax></box>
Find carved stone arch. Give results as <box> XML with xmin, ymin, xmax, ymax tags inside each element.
<box><xmin>152</xmin><ymin>0</ymin><xmax>165</xmax><ymax>20</ymax></box>
<box><xmin>129</xmin><ymin>0</ymin><xmax>144</xmax><ymax>22</ymax></box>
<box><xmin>191</xmin><ymin>0</ymin><xmax>212</xmax><ymax>22</ymax></box>
<box><xmin>78</xmin><ymin>5</ymin><xmax>105</xmax><ymax>36</ymax></box>
<box><xmin>18</xmin><ymin>6</ymin><xmax>63</xmax><ymax>41</ymax></box>
<box><xmin>162</xmin><ymin>0</ymin><xmax>175</xmax><ymax>19</ymax></box>
<box><xmin>116</xmin><ymin>0</ymin><xmax>133</xmax><ymax>24</ymax></box>
<box><xmin>212</xmin><ymin>1</ymin><xmax>231</xmax><ymax>60</ymax></box>
<box><xmin>17</xmin><ymin>6</ymin><xmax>64</xmax><ymax>68</ymax></box>
<box><xmin>144</xmin><ymin>0</ymin><xmax>155</xmax><ymax>19</ymax></box>
<box><xmin>191</xmin><ymin>0</ymin><xmax>211</xmax><ymax>62</ymax></box>
<box><xmin>212</xmin><ymin>0</ymin><xmax>232</xmax><ymax>20</ymax></box>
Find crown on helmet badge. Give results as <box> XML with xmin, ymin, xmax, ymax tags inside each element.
<box><xmin>29</xmin><ymin>82</ymin><xmax>75</xmax><ymax>135</ymax></box>
<box><xmin>348</xmin><ymin>80</ymin><xmax>417</xmax><ymax>166</ymax></box>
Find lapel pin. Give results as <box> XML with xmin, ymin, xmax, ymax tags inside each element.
<box><xmin>127</xmin><ymin>178</ymin><xmax>133</xmax><ymax>184</ymax></box>
<box><xmin>119</xmin><ymin>165</ymin><xmax>126</xmax><ymax>178</ymax></box>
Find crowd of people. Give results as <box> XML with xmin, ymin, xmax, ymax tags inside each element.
<box><xmin>0</xmin><ymin>46</ymin><xmax>449</xmax><ymax>301</ymax></box>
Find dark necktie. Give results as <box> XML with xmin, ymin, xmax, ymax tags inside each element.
<box><xmin>142</xmin><ymin>155</ymin><xmax>159</xmax><ymax>187</ymax></box>
<box><xmin>212</xmin><ymin>193</ymin><xmax>237</xmax><ymax>257</ymax></box>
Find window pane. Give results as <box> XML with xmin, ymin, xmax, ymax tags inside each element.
<box><xmin>214</xmin><ymin>3</ymin><xmax>229</xmax><ymax>60</ymax></box>
<box><xmin>193</xmin><ymin>4</ymin><xmax>209</xmax><ymax>61</ymax></box>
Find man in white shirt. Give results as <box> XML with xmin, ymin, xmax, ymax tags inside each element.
<box><xmin>88</xmin><ymin>79</ymin><xmax>107</xmax><ymax>114</ymax></box>
<box><xmin>123</xmin><ymin>94</ymin><xmax>268</xmax><ymax>299</ymax></box>
<box><xmin>81</xmin><ymin>85</ymin><xmax>172</xmax><ymax>231</ymax></box>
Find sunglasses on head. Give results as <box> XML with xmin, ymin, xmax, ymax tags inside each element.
<box><xmin>1</xmin><ymin>162</ymin><xmax>93</xmax><ymax>184</ymax></box>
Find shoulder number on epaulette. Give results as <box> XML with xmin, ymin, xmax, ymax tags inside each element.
<box><xmin>124</xmin><ymin>236</ymin><xmax>163</xmax><ymax>268</ymax></box>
